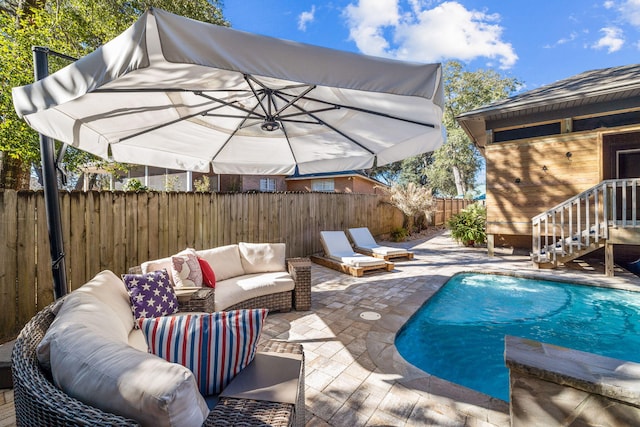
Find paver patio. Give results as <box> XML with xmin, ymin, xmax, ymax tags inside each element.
<box><xmin>2</xmin><ymin>229</ymin><xmax>639</xmax><ymax>426</ymax></box>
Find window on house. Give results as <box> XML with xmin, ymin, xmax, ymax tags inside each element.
<box><xmin>311</xmin><ymin>179</ymin><xmax>335</xmax><ymax>192</ymax></box>
<box><xmin>260</xmin><ymin>178</ymin><xmax>276</xmax><ymax>192</ymax></box>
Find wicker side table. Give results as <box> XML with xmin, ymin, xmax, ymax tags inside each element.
<box><xmin>175</xmin><ymin>288</ymin><xmax>215</xmax><ymax>312</ymax></box>
<box><xmin>287</xmin><ymin>258</ymin><xmax>311</xmax><ymax>311</ymax></box>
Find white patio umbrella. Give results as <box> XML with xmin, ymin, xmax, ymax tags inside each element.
<box><xmin>12</xmin><ymin>8</ymin><xmax>445</xmax><ymax>296</ymax></box>
<box><xmin>13</xmin><ymin>8</ymin><xmax>445</xmax><ymax>175</ymax></box>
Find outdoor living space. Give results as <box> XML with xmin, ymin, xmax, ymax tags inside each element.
<box><xmin>4</xmin><ymin>229</ymin><xmax>639</xmax><ymax>427</ymax></box>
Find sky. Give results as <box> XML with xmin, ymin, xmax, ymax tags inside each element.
<box><xmin>223</xmin><ymin>0</ymin><xmax>640</xmax><ymax>92</ymax></box>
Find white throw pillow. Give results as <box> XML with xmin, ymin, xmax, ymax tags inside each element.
<box><xmin>197</xmin><ymin>244</ymin><xmax>245</xmax><ymax>281</ymax></box>
<box><xmin>238</xmin><ymin>242</ymin><xmax>286</xmax><ymax>274</ymax></box>
<box><xmin>141</xmin><ymin>248</ymin><xmax>196</xmax><ymax>285</ymax></box>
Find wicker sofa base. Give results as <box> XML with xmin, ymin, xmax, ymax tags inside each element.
<box><xmin>13</xmin><ymin>300</ymin><xmax>305</xmax><ymax>427</ymax></box>
<box><xmin>224</xmin><ymin>290</ymin><xmax>293</xmax><ymax>312</ymax></box>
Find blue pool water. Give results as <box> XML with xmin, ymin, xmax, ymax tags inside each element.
<box><xmin>395</xmin><ymin>273</ymin><xmax>640</xmax><ymax>401</ymax></box>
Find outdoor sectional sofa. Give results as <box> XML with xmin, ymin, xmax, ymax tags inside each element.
<box><xmin>131</xmin><ymin>242</ymin><xmax>312</xmax><ymax>313</ymax></box>
<box><xmin>12</xmin><ymin>269</ymin><xmax>306</xmax><ymax>426</ymax></box>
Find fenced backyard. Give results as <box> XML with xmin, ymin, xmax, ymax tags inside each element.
<box><xmin>0</xmin><ymin>190</ymin><xmax>471</xmax><ymax>342</ymax></box>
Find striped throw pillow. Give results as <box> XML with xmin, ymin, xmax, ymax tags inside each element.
<box><xmin>138</xmin><ymin>309</ymin><xmax>268</xmax><ymax>395</ymax></box>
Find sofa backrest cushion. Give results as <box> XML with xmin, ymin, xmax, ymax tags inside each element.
<box><xmin>37</xmin><ymin>271</ymin><xmax>209</xmax><ymax>427</ymax></box>
<box><xmin>72</xmin><ymin>269</ymin><xmax>135</xmax><ymax>334</ymax></box>
<box><xmin>239</xmin><ymin>242</ymin><xmax>286</xmax><ymax>274</ymax></box>
<box><xmin>37</xmin><ymin>270</ymin><xmax>133</xmax><ymax>371</ymax></box>
<box><xmin>197</xmin><ymin>244</ymin><xmax>245</xmax><ymax>281</ymax></box>
<box><xmin>138</xmin><ymin>309</ymin><xmax>268</xmax><ymax>395</ymax></box>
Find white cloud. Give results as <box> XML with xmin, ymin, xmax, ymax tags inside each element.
<box><xmin>618</xmin><ymin>0</ymin><xmax>640</xmax><ymax>26</ymax></box>
<box><xmin>592</xmin><ymin>26</ymin><xmax>625</xmax><ymax>52</ymax></box>
<box><xmin>298</xmin><ymin>5</ymin><xmax>316</xmax><ymax>31</ymax></box>
<box><xmin>343</xmin><ymin>1</ymin><xmax>517</xmax><ymax>69</ymax></box>
<box><xmin>344</xmin><ymin>0</ymin><xmax>400</xmax><ymax>56</ymax></box>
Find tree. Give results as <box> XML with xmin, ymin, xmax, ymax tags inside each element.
<box><xmin>372</xmin><ymin>61</ymin><xmax>520</xmax><ymax>196</ymax></box>
<box><xmin>381</xmin><ymin>182</ymin><xmax>436</xmax><ymax>234</ymax></box>
<box><xmin>0</xmin><ymin>0</ymin><xmax>227</xmax><ymax>189</ymax></box>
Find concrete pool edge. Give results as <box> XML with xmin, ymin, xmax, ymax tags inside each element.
<box><xmin>506</xmin><ymin>335</ymin><xmax>640</xmax><ymax>424</ymax></box>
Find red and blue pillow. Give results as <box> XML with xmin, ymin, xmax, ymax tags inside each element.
<box><xmin>138</xmin><ymin>309</ymin><xmax>268</xmax><ymax>395</ymax></box>
<box><xmin>123</xmin><ymin>269</ymin><xmax>178</xmax><ymax>321</ymax></box>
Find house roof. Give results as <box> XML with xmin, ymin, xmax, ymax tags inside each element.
<box><xmin>457</xmin><ymin>63</ymin><xmax>640</xmax><ymax>149</ymax></box>
<box><xmin>285</xmin><ymin>170</ymin><xmax>386</xmax><ymax>186</ymax></box>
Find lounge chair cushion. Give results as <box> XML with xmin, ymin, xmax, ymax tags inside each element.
<box><xmin>320</xmin><ymin>231</ymin><xmax>386</xmax><ymax>267</ymax></box>
<box><xmin>347</xmin><ymin>227</ymin><xmax>378</xmax><ymax>247</ymax></box>
<box><xmin>197</xmin><ymin>244</ymin><xmax>245</xmax><ymax>281</ymax></box>
<box><xmin>214</xmin><ymin>272</ymin><xmax>295</xmax><ymax>311</ymax></box>
<box><xmin>37</xmin><ymin>272</ymin><xmax>209</xmax><ymax>427</ymax></box>
<box><xmin>348</xmin><ymin>227</ymin><xmax>408</xmax><ymax>255</ymax></box>
<box><xmin>171</xmin><ymin>252</ymin><xmax>204</xmax><ymax>288</ymax></box>
<box><xmin>334</xmin><ymin>255</ymin><xmax>386</xmax><ymax>267</ymax></box>
<box><xmin>367</xmin><ymin>246</ymin><xmax>408</xmax><ymax>256</ymax></box>
<box><xmin>138</xmin><ymin>309</ymin><xmax>268</xmax><ymax>395</ymax></box>
<box><xmin>239</xmin><ymin>242</ymin><xmax>286</xmax><ymax>274</ymax></box>
<box><xmin>123</xmin><ymin>269</ymin><xmax>179</xmax><ymax>321</ymax></box>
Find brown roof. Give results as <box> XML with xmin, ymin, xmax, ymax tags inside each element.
<box><xmin>457</xmin><ymin>63</ymin><xmax>640</xmax><ymax>149</ymax></box>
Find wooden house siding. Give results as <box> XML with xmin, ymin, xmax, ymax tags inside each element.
<box><xmin>485</xmin><ymin>124</ymin><xmax>640</xmax><ymax>246</ymax></box>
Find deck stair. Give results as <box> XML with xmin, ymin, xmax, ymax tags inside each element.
<box><xmin>531</xmin><ymin>179</ymin><xmax>640</xmax><ymax>273</ymax></box>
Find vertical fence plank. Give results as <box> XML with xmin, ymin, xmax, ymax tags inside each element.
<box><xmin>35</xmin><ymin>194</ymin><xmax>53</xmax><ymax>309</ymax></box>
<box><xmin>125</xmin><ymin>192</ymin><xmax>139</xmax><ymax>266</ymax></box>
<box><xmin>1</xmin><ymin>191</ymin><xmax>18</xmax><ymax>339</ymax></box>
<box><xmin>112</xmin><ymin>192</ymin><xmax>127</xmax><ymax>274</ymax></box>
<box><xmin>69</xmin><ymin>192</ymin><xmax>86</xmax><ymax>290</ymax></box>
<box><xmin>16</xmin><ymin>192</ymin><xmax>37</xmax><ymax>327</ymax></box>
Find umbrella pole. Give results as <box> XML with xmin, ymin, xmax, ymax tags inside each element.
<box><xmin>34</xmin><ymin>47</ymin><xmax>68</xmax><ymax>299</ymax></box>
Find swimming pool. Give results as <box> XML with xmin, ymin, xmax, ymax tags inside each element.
<box><xmin>395</xmin><ymin>272</ymin><xmax>640</xmax><ymax>401</ymax></box>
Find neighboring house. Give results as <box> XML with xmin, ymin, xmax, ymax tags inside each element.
<box><xmin>285</xmin><ymin>171</ymin><xmax>386</xmax><ymax>194</ymax></box>
<box><xmin>218</xmin><ymin>175</ymin><xmax>288</xmax><ymax>192</ymax></box>
<box><xmin>457</xmin><ymin>64</ymin><xmax>640</xmax><ymax>273</ymax></box>
<box><xmin>109</xmin><ymin>167</ymin><xmax>383</xmax><ymax>194</ymax></box>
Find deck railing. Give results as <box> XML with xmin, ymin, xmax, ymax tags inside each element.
<box><xmin>532</xmin><ymin>178</ymin><xmax>640</xmax><ymax>265</ymax></box>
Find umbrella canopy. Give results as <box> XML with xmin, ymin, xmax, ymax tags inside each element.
<box><xmin>13</xmin><ymin>8</ymin><xmax>445</xmax><ymax>176</ymax></box>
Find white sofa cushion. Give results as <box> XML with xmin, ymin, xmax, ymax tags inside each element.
<box><xmin>37</xmin><ymin>271</ymin><xmax>132</xmax><ymax>370</ymax></box>
<box><xmin>214</xmin><ymin>272</ymin><xmax>295</xmax><ymax>311</ymax></box>
<box><xmin>197</xmin><ymin>244</ymin><xmax>245</xmax><ymax>281</ymax></box>
<box><xmin>239</xmin><ymin>242</ymin><xmax>286</xmax><ymax>274</ymax></box>
<box><xmin>37</xmin><ymin>272</ymin><xmax>209</xmax><ymax>427</ymax></box>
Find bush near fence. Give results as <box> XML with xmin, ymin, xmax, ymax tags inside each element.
<box><xmin>0</xmin><ymin>190</ymin><xmax>470</xmax><ymax>342</ymax></box>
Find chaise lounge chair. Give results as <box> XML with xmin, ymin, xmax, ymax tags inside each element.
<box><xmin>310</xmin><ymin>231</ymin><xmax>394</xmax><ymax>277</ymax></box>
<box><xmin>347</xmin><ymin>227</ymin><xmax>414</xmax><ymax>261</ymax></box>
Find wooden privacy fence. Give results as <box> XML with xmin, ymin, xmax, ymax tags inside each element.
<box><xmin>0</xmin><ymin>190</ymin><xmax>473</xmax><ymax>341</ymax></box>
<box><xmin>431</xmin><ymin>198</ymin><xmax>474</xmax><ymax>226</ymax></box>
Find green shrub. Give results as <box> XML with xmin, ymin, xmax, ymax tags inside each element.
<box><xmin>390</xmin><ymin>227</ymin><xmax>409</xmax><ymax>242</ymax></box>
<box><xmin>123</xmin><ymin>178</ymin><xmax>148</xmax><ymax>192</ymax></box>
<box><xmin>447</xmin><ymin>203</ymin><xmax>486</xmax><ymax>246</ymax></box>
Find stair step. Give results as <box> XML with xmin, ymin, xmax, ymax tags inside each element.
<box><xmin>0</xmin><ymin>340</ymin><xmax>14</xmax><ymax>389</ymax></box>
